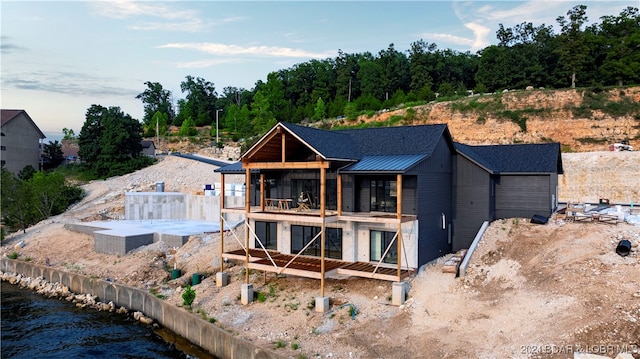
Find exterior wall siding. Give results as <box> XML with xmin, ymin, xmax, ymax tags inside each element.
<box><xmin>495</xmin><ymin>175</ymin><xmax>553</xmax><ymax>219</ymax></box>
<box><xmin>452</xmin><ymin>156</ymin><xmax>492</xmax><ymax>251</ymax></box>
<box><xmin>2</xmin><ymin>113</ymin><xmax>43</xmax><ymax>173</ymax></box>
<box><xmin>413</xmin><ymin>137</ymin><xmax>454</xmax><ymax>265</ymax></box>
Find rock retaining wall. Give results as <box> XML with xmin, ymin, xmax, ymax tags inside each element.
<box><xmin>0</xmin><ymin>258</ymin><xmax>284</xmax><ymax>359</ymax></box>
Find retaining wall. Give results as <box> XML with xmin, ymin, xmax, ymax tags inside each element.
<box><xmin>0</xmin><ymin>258</ymin><xmax>284</xmax><ymax>359</ymax></box>
<box><xmin>125</xmin><ymin>193</ymin><xmax>246</xmax><ymax>223</ymax></box>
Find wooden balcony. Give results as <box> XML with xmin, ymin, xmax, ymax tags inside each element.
<box><xmin>221</xmin><ymin>206</ymin><xmax>416</xmax><ymax>225</ymax></box>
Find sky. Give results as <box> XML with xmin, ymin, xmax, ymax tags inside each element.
<box><xmin>1</xmin><ymin>0</ymin><xmax>632</xmax><ymax>142</ymax></box>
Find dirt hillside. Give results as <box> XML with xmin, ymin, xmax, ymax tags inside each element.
<box><xmin>344</xmin><ymin>86</ymin><xmax>640</xmax><ymax>153</ymax></box>
<box><xmin>2</xmin><ymin>152</ymin><xmax>639</xmax><ymax>359</ymax></box>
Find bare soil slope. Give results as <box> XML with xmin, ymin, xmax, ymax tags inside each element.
<box><xmin>2</xmin><ymin>154</ymin><xmax>639</xmax><ymax>359</ymax></box>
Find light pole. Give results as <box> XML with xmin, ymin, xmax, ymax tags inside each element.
<box><xmin>216</xmin><ymin>109</ymin><xmax>223</xmax><ymax>145</ymax></box>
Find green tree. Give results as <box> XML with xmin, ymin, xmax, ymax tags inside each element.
<box><xmin>177</xmin><ymin>76</ymin><xmax>218</xmax><ymax>127</ymax></box>
<box><xmin>78</xmin><ymin>104</ymin><xmax>150</xmax><ymax>178</ymax></box>
<box><xmin>179</xmin><ymin>117</ymin><xmax>197</xmax><ymax>136</ymax></box>
<box><xmin>42</xmin><ymin>140</ymin><xmax>65</xmax><ymax>170</ymax></box>
<box><xmin>1</xmin><ymin>169</ymin><xmax>32</xmax><ymax>233</ymax></box>
<box><xmin>62</xmin><ymin>127</ymin><xmax>76</xmax><ymax>140</ymax></box>
<box><xmin>409</xmin><ymin>39</ymin><xmax>437</xmax><ymax>93</ymax></box>
<box><xmin>136</xmin><ymin>81</ymin><xmax>175</xmax><ymax>126</ymax></box>
<box><xmin>555</xmin><ymin>5</ymin><xmax>590</xmax><ymax>88</ymax></box>
<box><xmin>313</xmin><ymin>97</ymin><xmax>326</xmax><ymax>120</ymax></box>
<box><xmin>597</xmin><ymin>7</ymin><xmax>640</xmax><ymax>86</ymax></box>
<box><xmin>146</xmin><ymin>111</ymin><xmax>168</xmax><ymax>138</ymax></box>
<box><xmin>27</xmin><ymin>172</ymin><xmax>67</xmax><ymax>219</ymax></box>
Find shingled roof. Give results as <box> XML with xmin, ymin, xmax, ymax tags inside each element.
<box><xmin>455</xmin><ymin>142</ymin><xmax>563</xmax><ymax>174</ymax></box>
<box><xmin>281</xmin><ymin>122</ymin><xmax>452</xmax><ymax>158</ymax></box>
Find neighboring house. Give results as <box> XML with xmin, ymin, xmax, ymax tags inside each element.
<box><xmin>452</xmin><ymin>143</ymin><xmax>563</xmax><ymax>251</ymax></box>
<box><xmin>217</xmin><ymin>122</ymin><xmax>457</xmax><ymax>283</ymax></box>
<box><xmin>62</xmin><ymin>139</ymin><xmax>80</xmax><ymax>163</ymax></box>
<box><xmin>0</xmin><ymin>109</ymin><xmax>46</xmax><ymax>173</ymax></box>
<box><xmin>140</xmin><ymin>140</ymin><xmax>156</xmax><ymax>157</ymax></box>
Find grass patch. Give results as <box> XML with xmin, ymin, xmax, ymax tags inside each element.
<box><xmin>7</xmin><ymin>251</ymin><xmax>19</xmax><ymax>259</ymax></box>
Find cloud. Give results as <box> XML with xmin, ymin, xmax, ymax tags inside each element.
<box><xmin>2</xmin><ymin>70</ymin><xmax>138</xmax><ymax>98</ymax></box>
<box><xmin>421</xmin><ymin>22</ymin><xmax>489</xmax><ymax>52</ymax></box>
<box><xmin>0</xmin><ymin>36</ymin><xmax>27</xmax><ymax>54</ymax></box>
<box><xmin>89</xmin><ymin>1</ymin><xmax>209</xmax><ymax>32</ymax></box>
<box><xmin>158</xmin><ymin>42</ymin><xmax>334</xmax><ymax>59</ymax></box>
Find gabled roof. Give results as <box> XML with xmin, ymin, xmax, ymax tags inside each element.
<box><xmin>455</xmin><ymin>142</ymin><xmax>563</xmax><ymax>174</ymax></box>
<box><xmin>1</xmin><ymin>109</ymin><xmax>46</xmax><ymax>139</ymax></box>
<box><xmin>241</xmin><ymin>122</ymin><xmax>454</xmax><ymax>166</ymax></box>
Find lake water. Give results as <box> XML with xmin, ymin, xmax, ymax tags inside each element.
<box><xmin>1</xmin><ymin>282</ymin><xmax>215</xmax><ymax>359</ymax></box>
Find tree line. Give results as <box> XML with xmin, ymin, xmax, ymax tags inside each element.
<box><xmin>132</xmin><ymin>5</ymin><xmax>638</xmax><ymax>143</ymax></box>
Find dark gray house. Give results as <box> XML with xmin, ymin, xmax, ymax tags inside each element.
<box><xmin>453</xmin><ymin>142</ymin><xmax>564</xmax><ymax>251</ymax></box>
<box><xmin>216</xmin><ymin>122</ymin><xmax>563</xmax><ymax>290</ymax></box>
<box><xmin>218</xmin><ymin>122</ymin><xmax>456</xmax><ymax>283</ymax></box>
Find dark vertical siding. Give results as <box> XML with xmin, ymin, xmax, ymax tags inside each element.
<box><xmin>401</xmin><ymin>176</ymin><xmax>417</xmax><ymax>215</ymax></box>
<box><xmin>342</xmin><ymin>175</ymin><xmax>355</xmax><ymax>212</ymax></box>
<box><xmin>452</xmin><ymin>156</ymin><xmax>492</xmax><ymax>251</ymax></box>
<box><xmin>413</xmin><ymin>136</ymin><xmax>453</xmax><ymax>264</ymax></box>
<box><xmin>495</xmin><ymin>175</ymin><xmax>552</xmax><ymax>218</ymax></box>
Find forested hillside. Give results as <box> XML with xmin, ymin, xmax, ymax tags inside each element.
<box><xmin>134</xmin><ymin>5</ymin><xmax>640</xmax><ymax>147</ymax></box>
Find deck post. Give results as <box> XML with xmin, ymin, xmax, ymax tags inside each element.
<box><xmin>260</xmin><ymin>173</ymin><xmax>265</xmax><ymax>211</ymax></box>
<box><xmin>219</xmin><ymin>174</ymin><xmax>225</xmax><ymax>273</ymax></box>
<box><xmin>320</xmin><ymin>166</ymin><xmax>326</xmax><ymax>297</ymax></box>
<box><xmin>245</xmin><ymin>167</ymin><xmax>251</xmax><ymax>284</ymax></box>
<box><xmin>396</xmin><ymin>174</ymin><xmax>403</xmax><ymax>281</ymax></box>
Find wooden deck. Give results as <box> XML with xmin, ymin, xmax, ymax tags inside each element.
<box><xmin>223</xmin><ymin>248</ymin><xmax>413</xmax><ymax>281</ymax></box>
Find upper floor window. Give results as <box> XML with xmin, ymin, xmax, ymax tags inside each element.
<box><xmin>0</xmin><ymin>145</ymin><xmax>5</xmax><ymax>151</ymax></box>
<box><xmin>370</xmin><ymin>179</ymin><xmax>397</xmax><ymax>213</ymax></box>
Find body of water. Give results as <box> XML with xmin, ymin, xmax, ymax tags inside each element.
<box><xmin>1</xmin><ymin>282</ymin><xmax>214</xmax><ymax>359</ymax></box>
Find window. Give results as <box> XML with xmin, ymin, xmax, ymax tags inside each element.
<box><xmin>291</xmin><ymin>225</ymin><xmax>342</xmax><ymax>259</ymax></box>
<box><xmin>0</xmin><ymin>146</ymin><xmax>5</xmax><ymax>150</ymax></box>
<box><xmin>370</xmin><ymin>230</ymin><xmax>398</xmax><ymax>264</ymax></box>
<box><xmin>255</xmin><ymin>221</ymin><xmax>277</xmax><ymax>250</ymax></box>
<box><xmin>370</xmin><ymin>179</ymin><xmax>397</xmax><ymax>212</ymax></box>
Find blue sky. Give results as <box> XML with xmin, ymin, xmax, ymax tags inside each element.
<box><xmin>1</xmin><ymin>1</ymin><xmax>631</xmax><ymax>140</ymax></box>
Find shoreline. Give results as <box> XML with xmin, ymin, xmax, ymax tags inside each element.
<box><xmin>0</xmin><ymin>259</ymin><xmax>284</xmax><ymax>359</ymax></box>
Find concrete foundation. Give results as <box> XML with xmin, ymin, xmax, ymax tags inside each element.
<box><xmin>241</xmin><ymin>284</ymin><xmax>253</xmax><ymax>305</ymax></box>
<box><xmin>216</xmin><ymin>272</ymin><xmax>229</xmax><ymax>287</ymax></box>
<box><xmin>392</xmin><ymin>282</ymin><xmax>409</xmax><ymax>306</ymax></box>
<box><xmin>315</xmin><ymin>296</ymin><xmax>330</xmax><ymax>313</ymax></box>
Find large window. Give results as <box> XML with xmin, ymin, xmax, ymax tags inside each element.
<box><xmin>291</xmin><ymin>225</ymin><xmax>342</xmax><ymax>259</ymax></box>
<box><xmin>370</xmin><ymin>230</ymin><xmax>398</xmax><ymax>264</ymax></box>
<box><xmin>255</xmin><ymin>221</ymin><xmax>277</xmax><ymax>250</ymax></box>
<box><xmin>370</xmin><ymin>179</ymin><xmax>397</xmax><ymax>213</ymax></box>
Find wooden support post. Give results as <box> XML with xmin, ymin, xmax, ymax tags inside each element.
<box><xmin>220</xmin><ymin>174</ymin><xmax>225</xmax><ymax>273</ymax></box>
<box><xmin>281</xmin><ymin>131</ymin><xmax>286</xmax><ymax>164</ymax></box>
<box><xmin>320</xmin><ymin>166</ymin><xmax>326</xmax><ymax>297</ymax></box>
<box><xmin>396</xmin><ymin>174</ymin><xmax>403</xmax><ymax>281</ymax></box>
<box><xmin>260</xmin><ymin>173</ymin><xmax>265</xmax><ymax>211</ymax></box>
<box><xmin>245</xmin><ymin>167</ymin><xmax>251</xmax><ymax>284</ymax></box>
